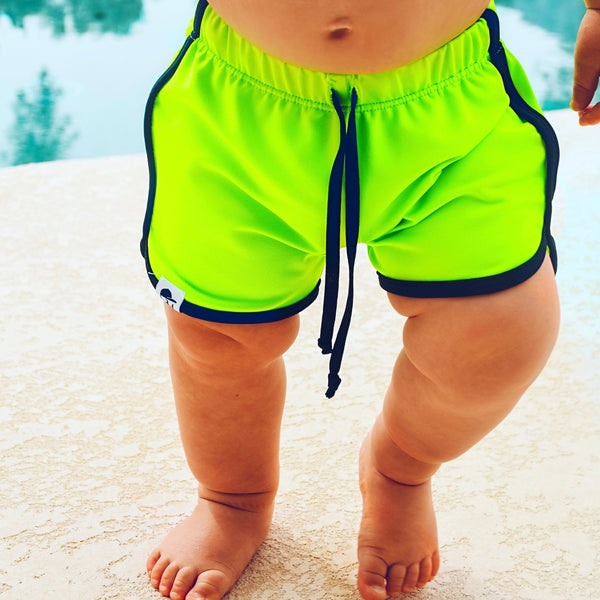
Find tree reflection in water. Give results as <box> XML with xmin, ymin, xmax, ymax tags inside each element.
<box><xmin>0</xmin><ymin>0</ymin><xmax>143</xmax><ymax>35</ymax></box>
<box><xmin>1</xmin><ymin>0</ymin><xmax>144</xmax><ymax>165</ymax></box>
<box><xmin>8</xmin><ymin>70</ymin><xmax>77</xmax><ymax>165</ymax></box>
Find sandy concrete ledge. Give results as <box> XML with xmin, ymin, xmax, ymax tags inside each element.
<box><xmin>1</xmin><ymin>110</ymin><xmax>599</xmax><ymax>599</ymax></box>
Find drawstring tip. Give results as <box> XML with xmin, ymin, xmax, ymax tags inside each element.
<box><xmin>325</xmin><ymin>373</ymin><xmax>342</xmax><ymax>398</ymax></box>
<box><xmin>318</xmin><ymin>338</ymin><xmax>332</xmax><ymax>355</ymax></box>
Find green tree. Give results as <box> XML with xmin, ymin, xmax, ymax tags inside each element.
<box><xmin>8</xmin><ymin>69</ymin><xmax>77</xmax><ymax>165</ymax></box>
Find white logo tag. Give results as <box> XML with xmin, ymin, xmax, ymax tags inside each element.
<box><xmin>156</xmin><ymin>277</ymin><xmax>186</xmax><ymax>312</ymax></box>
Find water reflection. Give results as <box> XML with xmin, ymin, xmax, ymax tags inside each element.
<box><xmin>6</xmin><ymin>70</ymin><xmax>77</xmax><ymax>165</ymax></box>
<box><xmin>498</xmin><ymin>0</ymin><xmax>585</xmax><ymax>42</ymax></box>
<box><xmin>0</xmin><ymin>0</ymin><xmax>143</xmax><ymax>36</ymax></box>
<box><xmin>496</xmin><ymin>3</ymin><xmax>577</xmax><ymax>111</ymax></box>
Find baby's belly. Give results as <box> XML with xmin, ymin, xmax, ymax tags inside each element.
<box><xmin>207</xmin><ymin>0</ymin><xmax>491</xmax><ymax>73</ymax></box>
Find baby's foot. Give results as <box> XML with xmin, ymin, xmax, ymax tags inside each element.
<box><xmin>147</xmin><ymin>492</ymin><xmax>274</xmax><ymax>600</ymax></box>
<box><xmin>357</xmin><ymin>436</ymin><xmax>440</xmax><ymax>599</ymax></box>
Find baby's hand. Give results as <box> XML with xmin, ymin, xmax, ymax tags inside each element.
<box><xmin>571</xmin><ymin>8</ymin><xmax>600</xmax><ymax>125</ymax></box>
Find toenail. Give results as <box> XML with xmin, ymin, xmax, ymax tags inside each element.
<box><xmin>369</xmin><ymin>584</ymin><xmax>387</xmax><ymax>597</ymax></box>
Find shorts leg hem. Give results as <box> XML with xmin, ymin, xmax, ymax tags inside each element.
<box><xmin>155</xmin><ymin>277</ymin><xmax>321</xmax><ymax>324</ymax></box>
<box><xmin>378</xmin><ymin>239</ymin><xmax>551</xmax><ymax>299</ymax></box>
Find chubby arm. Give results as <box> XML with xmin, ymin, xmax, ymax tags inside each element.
<box><xmin>571</xmin><ymin>1</ymin><xmax>600</xmax><ymax>125</ymax></box>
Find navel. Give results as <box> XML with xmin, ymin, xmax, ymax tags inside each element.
<box><xmin>326</xmin><ymin>16</ymin><xmax>354</xmax><ymax>40</ymax></box>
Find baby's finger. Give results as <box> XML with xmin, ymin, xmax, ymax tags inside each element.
<box><xmin>571</xmin><ymin>78</ymin><xmax>598</xmax><ymax>112</ymax></box>
<box><xmin>571</xmin><ymin>9</ymin><xmax>600</xmax><ymax>112</ymax></box>
<box><xmin>578</xmin><ymin>102</ymin><xmax>600</xmax><ymax>125</ymax></box>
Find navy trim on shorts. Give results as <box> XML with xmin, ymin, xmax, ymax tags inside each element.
<box><xmin>192</xmin><ymin>0</ymin><xmax>208</xmax><ymax>37</ymax></box>
<box><xmin>176</xmin><ymin>282</ymin><xmax>321</xmax><ymax>324</ymax></box>
<box><xmin>378</xmin><ymin>8</ymin><xmax>559</xmax><ymax>300</ymax></box>
<box><xmin>141</xmin><ymin>0</ymin><xmax>319</xmax><ymax>325</ymax></box>
<box><xmin>146</xmin><ymin>271</ymin><xmax>321</xmax><ymax>324</ymax></box>
<box><xmin>140</xmin><ymin>1</ymin><xmax>207</xmax><ymax>265</ymax></box>
<box><xmin>379</xmin><ymin>238</ymin><xmax>548</xmax><ymax>298</ymax></box>
<box><xmin>483</xmin><ymin>9</ymin><xmax>559</xmax><ymax>273</ymax></box>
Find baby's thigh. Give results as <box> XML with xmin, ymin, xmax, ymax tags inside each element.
<box><xmin>165</xmin><ymin>307</ymin><xmax>301</xmax><ymax>371</ymax></box>
<box><xmin>388</xmin><ymin>254</ymin><xmax>560</xmax><ymax>397</ymax></box>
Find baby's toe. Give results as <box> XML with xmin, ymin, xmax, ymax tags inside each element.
<box><xmin>146</xmin><ymin>547</ymin><xmax>161</xmax><ymax>574</ymax></box>
<box><xmin>386</xmin><ymin>562</ymin><xmax>407</xmax><ymax>596</ymax></box>
<box><xmin>149</xmin><ymin>554</ymin><xmax>171</xmax><ymax>589</ymax></box>
<box><xmin>402</xmin><ymin>562</ymin><xmax>421</xmax><ymax>593</ymax></box>
<box><xmin>186</xmin><ymin>569</ymin><xmax>231</xmax><ymax>600</ymax></box>
<box><xmin>416</xmin><ymin>556</ymin><xmax>433</xmax><ymax>588</ymax></box>
<box><xmin>166</xmin><ymin>566</ymin><xmax>198</xmax><ymax>600</ymax></box>
<box><xmin>159</xmin><ymin>562</ymin><xmax>181</xmax><ymax>596</ymax></box>
<box><xmin>357</xmin><ymin>550</ymin><xmax>388</xmax><ymax>600</ymax></box>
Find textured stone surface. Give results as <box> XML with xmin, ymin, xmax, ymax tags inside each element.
<box><xmin>1</xmin><ymin>110</ymin><xmax>598</xmax><ymax>599</ymax></box>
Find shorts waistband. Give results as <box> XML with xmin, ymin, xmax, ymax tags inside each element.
<box><xmin>195</xmin><ymin>4</ymin><xmax>495</xmax><ymax>108</ymax></box>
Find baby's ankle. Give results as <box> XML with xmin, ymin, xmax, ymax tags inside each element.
<box><xmin>198</xmin><ymin>486</ymin><xmax>277</xmax><ymax>514</ymax></box>
<box><xmin>368</xmin><ymin>416</ymin><xmax>440</xmax><ymax>485</ymax></box>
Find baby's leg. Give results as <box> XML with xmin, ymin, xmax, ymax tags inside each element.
<box><xmin>357</xmin><ymin>256</ymin><xmax>560</xmax><ymax>600</ymax></box>
<box><xmin>147</xmin><ymin>307</ymin><xmax>299</xmax><ymax>600</ymax></box>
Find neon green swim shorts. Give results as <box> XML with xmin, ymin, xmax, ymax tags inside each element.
<box><xmin>141</xmin><ymin>0</ymin><xmax>558</xmax><ymax>397</ymax></box>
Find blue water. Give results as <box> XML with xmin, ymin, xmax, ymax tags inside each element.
<box><xmin>0</xmin><ymin>0</ymin><xmax>587</xmax><ymax>166</ymax></box>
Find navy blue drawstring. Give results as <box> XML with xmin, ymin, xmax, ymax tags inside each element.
<box><xmin>318</xmin><ymin>88</ymin><xmax>360</xmax><ymax>398</ymax></box>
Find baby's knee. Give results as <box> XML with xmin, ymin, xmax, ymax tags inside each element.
<box><xmin>166</xmin><ymin>308</ymin><xmax>300</xmax><ymax>371</ymax></box>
